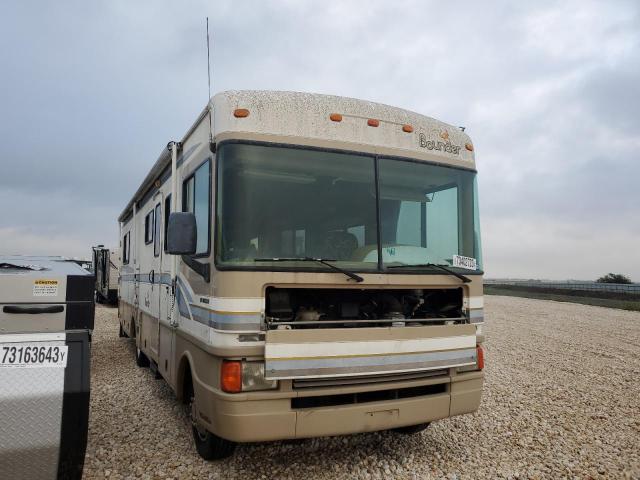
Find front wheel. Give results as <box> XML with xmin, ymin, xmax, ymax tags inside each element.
<box><xmin>187</xmin><ymin>383</ymin><xmax>236</xmax><ymax>460</ymax></box>
<box><xmin>135</xmin><ymin>345</ymin><xmax>149</xmax><ymax>367</ymax></box>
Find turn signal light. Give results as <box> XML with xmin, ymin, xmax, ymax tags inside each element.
<box><xmin>465</xmin><ymin>142</ymin><xmax>474</xmax><ymax>152</ymax></box>
<box><xmin>402</xmin><ymin>124</ymin><xmax>414</xmax><ymax>133</ymax></box>
<box><xmin>476</xmin><ymin>345</ymin><xmax>484</xmax><ymax>370</ymax></box>
<box><xmin>221</xmin><ymin>360</ymin><xmax>242</xmax><ymax>393</ymax></box>
<box><xmin>234</xmin><ymin>108</ymin><xmax>250</xmax><ymax>118</ymax></box>
<box><xmin>367</xmin><ymin>119</ymin><xmax>380</xmax><ymax>127</ymax></box>
<box><xmin>329</xmin><ymin>113</ymin><xmax>343</xmax><ymax>122</ymax></box>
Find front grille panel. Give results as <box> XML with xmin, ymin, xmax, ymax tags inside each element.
<box><xmin>292</xmin><ymin>369</ymin><xmax>448</xmax><ymax>389</ymax></box>
<box><xmin>291</xmin><ymin>383</ymin><xmax>447</xmax><ymax>409</ymax></box>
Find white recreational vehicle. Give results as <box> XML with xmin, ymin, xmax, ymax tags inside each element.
<box><xmin>118</xmin><ymin>91</ymin><xmax>485</xmax><ymax>459</ymax></box>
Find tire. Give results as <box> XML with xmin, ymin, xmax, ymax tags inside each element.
<box><xmin>119</xmin><ymin>323</ymin><xmax>126</xmax><ymax>338</ymax></box>
<box><xmin>108</xmin><ymin>291</ymin><xmax>118</xmax><ymax>305</ymax></box>
<box><xmin>392</xmin><ymin>422</ymin><xmax>430</xmax><ymax>435</ymax></box>
<box><xmin>185</xmin><ymin>380</ymin><xmax>236</xmax><ymax>460</ymax></box>
<box><xmin>135</xmin><ymin>345</ymin><xmax>149</xmax><ymax>368</ymax></box>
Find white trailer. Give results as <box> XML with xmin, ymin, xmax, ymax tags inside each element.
<box><xmin>92</xmin><ymin>246</ymin><xmax>119</xmax><ymax>304</ymax></box>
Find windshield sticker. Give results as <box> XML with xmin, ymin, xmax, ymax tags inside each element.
<box><xmin>452</xmin><ymin>255</ymin><xmax>477</xmax><ymax>270</ymax></box>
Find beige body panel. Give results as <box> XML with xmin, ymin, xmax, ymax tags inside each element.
<box><xmin>210</xmin><ymin>270</ymin><xmax>483</xmax><ymax>298</ymax></box>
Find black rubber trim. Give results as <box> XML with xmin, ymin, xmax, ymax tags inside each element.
<box><xmin>65</xmin><ymin>275</ymin><xmax>95</xmax><ymax>302</ymax></box>
<box><xmin>3</xmin><ymin>305</ymin><xmax>64</xmax><ymax>314</ymax></box>
<box><xmin>65</xmin><ymin>302</ymin><xmax>95</xmax><ymax>330</ymax></box>
<box><xmin>57</xmin><ymin>330</ymin><xmax>91</xmax><ymax>480</ymax></box>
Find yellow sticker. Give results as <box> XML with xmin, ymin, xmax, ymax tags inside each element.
<box><xmin>33</xmin><ymin>279</ymin><xmax>59</xmax><ymax>297</ymax></box>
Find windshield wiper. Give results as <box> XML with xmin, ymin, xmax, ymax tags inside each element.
<box><xmin>387</xmin><ymin>262</ymin><xmax>471</xmax><ymax>283</ymax></box>
<box><xmin>254</xmin><ymin>257</ymin><xmax>364</xmax><ymax>283</ymax></box>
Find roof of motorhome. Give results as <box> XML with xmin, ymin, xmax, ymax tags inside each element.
<box><xmin>212</xmin><ymin>90</ymin><xmax>474</xmax><ymax>165</ymax></box>
<box><xmin>119</xmin><ymin>90</ymin><xmax>475</xmax><ymax>222</ymax></box>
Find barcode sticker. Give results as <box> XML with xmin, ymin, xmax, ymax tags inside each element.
<box><xmin>452</xmin><ymin>255</ymin><xmax>477</xmax><ymax>270</ymax></box>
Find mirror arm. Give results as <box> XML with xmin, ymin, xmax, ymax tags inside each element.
<box><xmin>181</xmin><ymin>255</ymin><xmax>210</xmax><ymax>283</ymax></box>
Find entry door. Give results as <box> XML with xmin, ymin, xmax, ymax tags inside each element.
<box><xmin>159</xmin><ymin>194</ymin><xmax>172</xmax><ymax>325</ymax></box>
<box><xmin>158</xmin><ymin>194</ymin><xmax>175</xmax><ymax>381</ymax></box>
<box><xmin>148</xmin><ymin>198</ymin><xmax>163</xmax><ymax>356</ymax></box>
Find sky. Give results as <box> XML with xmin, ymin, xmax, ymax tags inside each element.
<box><xmin>1</xmin><ymin>0</ymin><xmax>638</xmax><ymax>281</ymax></box>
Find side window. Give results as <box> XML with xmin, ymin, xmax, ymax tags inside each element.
<box><xmin>163</xmin><ymin>194</ymin><xmax>171</xmax><ymax>253</ymax></box>
<box><xmin>122</xmin><ymin>232</ymin><xmax>130</xmax><ymax>264</ymax></box>
<box><xmin>144</xmin><ymin>210</ymin><xmax>154</xmax><ymax>245</ymax></box>
<box><xmin>183</xmin><ymin>177</ymin><xmax>194</xmax><ymax>214</ymax></box>
<box><xmin>182</xmin><ymin>160</ymin><xmax>210</xmax><ymax>255</ymax></box>
<box><xmin>154</xmin><ymin>203</ymin><xmax>161</xmax><ymax>257</ymax></box>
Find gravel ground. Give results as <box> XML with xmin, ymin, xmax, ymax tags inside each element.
<box><xmin>84</xmin><ymin>296</ymin><xmax>640</xmax><ymax>479</ymax></box>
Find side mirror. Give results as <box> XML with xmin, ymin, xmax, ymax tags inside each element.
<box><xmin>166</xmin><ymin>212</ymin><xmax>197</xmax><ymax>255</ymax></box>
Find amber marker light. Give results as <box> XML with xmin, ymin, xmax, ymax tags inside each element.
<box><xmin>329</xmin><ymin>113</ymin><xmax>342</xmax><ymax>122</ymax></box>
<box><xmin>476</xmin><ymin>345</ymin><xmax>485</xmax><ymax>370</ymax></box>
<box><xmin>221</xmin><ymin>360</ymin><xmax>242</xmax><ymax>393</ymax></box>
<box><xmin>465</xmin><ymin>143</ymin><xmax>474</xmax><ymax>152</ymax></box>
<box><xmin>367</xmin><ymin>119</ymin><xmax>379</xmax><ymax>127</ymax></box>
<box><xmin>234</xmin><ymin>108</ymin><xmax>250</xmax><ymax>118</ymax></box>
<box><xmin>402</xmin><ymin>124</ymin><xmax>413</xmax><ymax>133</ymax></box>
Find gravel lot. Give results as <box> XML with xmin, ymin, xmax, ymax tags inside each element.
<box><xmin>84</xmin><ymin>296</ymin><xmax>640</xmax><ymax>479</ymax></box>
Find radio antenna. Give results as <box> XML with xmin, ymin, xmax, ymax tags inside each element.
<box><xmin>206</xmin><ymin>17</ymin><xmax>212</xmax><ymax>100</ymax></box>
<box><xmin>206</xmin><ymin>17</ymin><xmax>213</xmax><ymax>142</ymax></box>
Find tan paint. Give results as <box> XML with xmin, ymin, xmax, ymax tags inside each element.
<box><xmin>209</xmin><ymin>269</ymin><xmax>481</xmax><ymax>299</ymax></box>
<box><xmin>267</xmin><ymin>323</ymin><xmax>475</xmax><ymax>343</ymax></box>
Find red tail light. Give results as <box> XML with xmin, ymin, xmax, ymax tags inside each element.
<box><xmin>476</xmin><ymin>345</ymin><xmax>484</xmax><ymax>370</ymax></box>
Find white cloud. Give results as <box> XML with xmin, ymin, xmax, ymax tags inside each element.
<box><xmin>0</xmin><ymin>227</ymin><xmax>93</xmax><ymax>259</ymax></box>
<box><xmin>482</xmin><ymin>217</ymin><xmax>640</xmax><ymax>280</ymax></box>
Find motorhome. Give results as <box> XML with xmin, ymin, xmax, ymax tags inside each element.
<box><xmin>92</xmin><ymin>246</ymin><xmax>119</xmax><ymax>304</ymax></box>
<box><xmin>118</xmin><ymin>91</ymin><xmax>485</xmax><ymax>459</ymax></box>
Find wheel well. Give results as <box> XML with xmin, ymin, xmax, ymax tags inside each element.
<box><xmin>178</xmin><ymin>357</ymin><xmax>193</xmax><ymax>404</ymax></box>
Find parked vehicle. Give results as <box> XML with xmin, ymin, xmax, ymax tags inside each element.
<box><xmin>0</xmin><ymin>255</ymin><xmax>94</xmax><ymax>479</ymax></box>
<box><xmin>92</xmin><ymin>246</ymin><xmax>119</xmax><ymax>304</ymax></box>
<box><xmin>118</xmin><ymin>91</ymin><xmax>485</xmax><ymax>459</ymax></box>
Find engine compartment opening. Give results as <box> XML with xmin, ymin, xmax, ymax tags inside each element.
<box><xmin>265</xmin><ymin>287</ymin><xmax>464</xmax><ymax>329</ymax></box>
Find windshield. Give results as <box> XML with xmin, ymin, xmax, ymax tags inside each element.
<box><xmin>215</xmin><ymin>143</ymin><xmax>482</xmax><ymax>273</ymax></box>
<box><xmin>378</xmin><ymin>157</ymin><xmax>482</xmax><ymax>269</ymax></box>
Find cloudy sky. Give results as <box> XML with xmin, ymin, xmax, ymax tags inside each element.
<box><xmin>1</xmin><ymin>0</ymin><xmax>638</xmax><ymax>280</ymax></box>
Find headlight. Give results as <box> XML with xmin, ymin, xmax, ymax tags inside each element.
<box><xmin>221</xmin><ymin>360</ymin><xmax>278</xmax><ymax>393</ymax></box>
<box><xmin>241</xmin><ymin>361</ymin><xmax>278</xmax><ymax>392</ymax></box>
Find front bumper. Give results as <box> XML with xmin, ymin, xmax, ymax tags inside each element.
<box><xmin>195</xmin><ymin>370</ymin><xmax>483</xmax><ymax>442</ymax></box>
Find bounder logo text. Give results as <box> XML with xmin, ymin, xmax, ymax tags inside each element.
<box><xmin>419</xmin><ymin>133</ymin><xmax>461</xmax><ymax>155</ymax></box>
